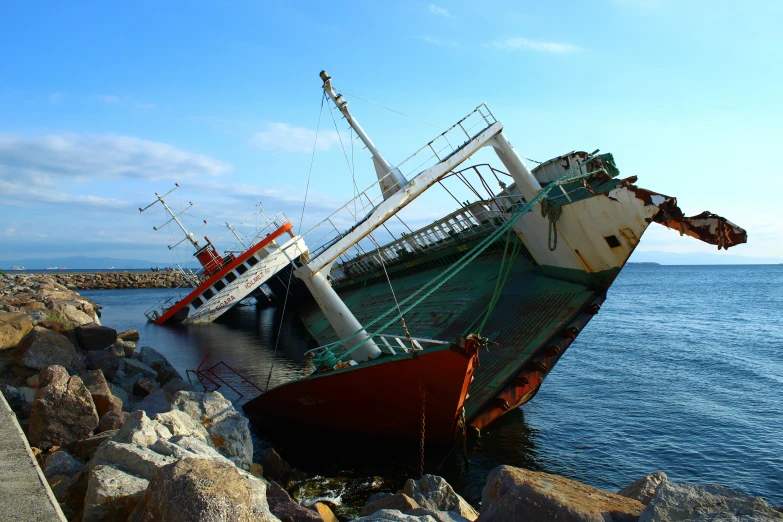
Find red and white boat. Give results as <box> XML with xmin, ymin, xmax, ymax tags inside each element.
<box><xmin>140</xmin><ymin>185</ymin><xmax>307</xmax><ymax>325</ymax></box>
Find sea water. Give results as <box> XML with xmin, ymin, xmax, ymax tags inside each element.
<box><xmin>81</xmin><ymin>264</ymin><xmax>783</xmax><ymax>506</ymax></box>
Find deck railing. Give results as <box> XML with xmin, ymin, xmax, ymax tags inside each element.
<box><xmin>300</xmin><ymin>104</ymin><xmax>498</xmax><ymax>264</ymax></box>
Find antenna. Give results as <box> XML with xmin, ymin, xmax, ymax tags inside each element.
<box><xmin>139</xmin><ymin>183</ymin><xmax>203</xmax><ymax>250</ymax></box>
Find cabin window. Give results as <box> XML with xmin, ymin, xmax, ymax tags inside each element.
<box><xmin>202</xmin><ymin>289</ymin><xmax>214</xmax><ymax>299</ymax></box>
<box><xmin>236</xmin><ymin>264</ymin><xmax>248</xmax><ymax>275</ymax></box>
<box><xmin>246</xmin><ymin>256</ymin><xmax>259</xmax><ymax>267</ymax></box>
<box><xmin>225</xmin><ymin>272</ymin><xmax>237</xmax><ymax>283</ymax></box>
<box><xmin>191</xmin><ymin>297</ymin><xmax>203</xmax><ymax>309</ymax></box>
<box><xmin>214</xmin><ymin>280</ymin><xmax>226</xmax><ymax>291</ymax></box>
<box><xmin>604</xmin><ymin>235</ymin><xmax>622</xmax><ymax>248</ymax></box>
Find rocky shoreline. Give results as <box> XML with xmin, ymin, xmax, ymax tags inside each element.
<box><xmin>1</xmin><ymin>273</ymin><xmax>780</xmax><ymax>522</ymax></box>
<box><xmin>11</xmin><ymin>271</ymin><xmax>194</xmax><ymax>290</ymax></box>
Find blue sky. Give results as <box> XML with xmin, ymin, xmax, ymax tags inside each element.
<box><xmin>1</xmin><ymin>0</ymin><xmax>781</xmax><ymax>264</ymax></box>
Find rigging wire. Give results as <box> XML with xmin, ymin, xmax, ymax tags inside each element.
<box><xmin>265</xmin><ymin>92</ymin><xmax>326</xmax><ymax>391</ymax></box>
<box><xmin>334</xmin><ymin>88</ymin><xmax>444</xmax><ymax>130</ymax></box>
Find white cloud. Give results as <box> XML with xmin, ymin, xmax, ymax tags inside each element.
<box><xmin>0</xmin><ymin>133</ymin><xmax>231</xmax><ymax>182</ymax></box>
<box><xmin>98</xmin><ymin>95</ymin><xmax>121</xmax><ymax>104</ymax></box>
<box><xmin>422</xmin><ymin>36</ymin><xmax>460</xmax><ymax>48</ymax></box>
<box><xmin>49</xmin><ymin>92</ymin><xmax>65</xmax><ymax>104</ymax></box>
<box><xmin>251</xmin><ymin>123</ymin><xmax>341</xmax><ymax>153</ymax></box>
<box><xmin>428</xmin><ymin>4</ymin><xmax>450</xmax><ymax>17</ymax></box>
<box><xmin>491</xmin><ymin>37</ymin><xmax>582</xmax><ymax>54</ymax></box>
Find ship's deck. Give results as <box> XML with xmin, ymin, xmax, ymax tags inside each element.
<box><xmin>299</xmin><ymin>247</ymin><xmax>597</xmax><ymax>421</ymax></box>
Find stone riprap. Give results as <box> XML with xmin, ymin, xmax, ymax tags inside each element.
<box><xmin>2</xmin><ymin>273</ymin><xmax>779</xmax><ymax>522</ymax></box>
<box><xmin>2</xmin><ymin>271</ymin><xmax>192</xmax><ymax>293</ymax></box>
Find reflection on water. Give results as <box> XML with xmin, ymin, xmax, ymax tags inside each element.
<box><xmin>81</xmin><ymin>264</ymin><xmax>783</xmax><ymax>508</ymax></box>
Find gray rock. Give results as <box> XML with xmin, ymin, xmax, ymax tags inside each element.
<box><xmin>82</xmin><ymin>464</ymin><xmax>149</xmax><ymax>522</ymax></box>
<box><xmin>113</xmin><ymin>410</ymin><xmax>172</xmax><ymax>447</ymax></box>
<box><xmin>162</xmin><ymin>377</ymin><xmax>193</xmax><ymax>393</ymax></box>
<box><xmin>26</xmin><ymin>309</ymin><xmax>49</xmax><ymax>326</ymax></box>
<box><xmin>86</xmin><ymin>349</ymin><xmax>123</xmax><ymax>381</ymax></box>
<box><xmin>639</xmin><ymin>481</ymin><xmax>783</xmax><ymax>522</ymax></box>
<box><xmin>74</xmin><ymin>430</ymin><xmax>118</xmax><ymax>460</ymax></box>
<box><xmin>154</xmin><ymin>409</ymin><xmax>214</xmax><ymax>447</ymax></box>
<box><xmin>1</xmin><ymin>384</ymin><xmax>28</xmax><ymax>414</ymax></box>
<box><xmin>133</xmin><ymin>376</ymin><xmax>156</xmax><ymax>397</ymax></box>
<box><xmin>169</xmin><ymin>390</ymin><xmax>253</xmax><ymax>468</ymax></box>
<box><xmin>131</xmin><ymin>388</ymin><xmax>171</xmax><ymax>416</ymax></box>
<box><xmin>51</xmin><ymin>301</ymin><xmax>95</xmax><ymax>326</ymax></box>
<box><xmin>265</xmin><ymin>480</ymin><xmax>322</xmax><ymax>522</ymax></box>
<box><xmin>28</xmin><ymin>365</ymin><xmax>99</xmax><ymax>450</ymax></box>
<box><xmin>74</xmin><ymin>324</ymin><xmax>117</xmax><ymax>352</ymax></box>
<box><xmin>14</xmin><ymin>326</ymin><xmax>77</xmax><ymax>370</ymax></box>
<box><xmin>123</xmin><ymin>358</ymin><xmax>158</xmax><ymax>380</ymax></box>
<box><xmin>108</xmin><ymin>383</ymin><xmax>130</xmax><ymax>411</ymax></box>
<box><xmin>0</xmin><ymin>311</ymin><xmax>33</xmax><ymax>350</ymax></box>
<box><xmin>618</xmin><ymin>471</ymin><xmax>669</xmax><ymax>505</ymax></box>
<box><xmin>139</xmin><ymin>345</ymin><xmax>182</xmax><ymax>384</ymax></box>
<box><xmin>128</xmin><ymin>457</ymin><xmax>279</xmax><ymax>522</ymax></box>
<box><xmin>92</xmin><ymin>441</ymin><xmax>175</xmax><ymax>480</ymax></box>
<box><xmin>356</xmin><ymin>509</ymin><xmax>439</xmax><ymax>521</ymax></box>
<box><xmin>403</xmin><ymin>475</ymin><xmax>478</xmax><ymax>521</ymax></box>
<box><xmin>44</xmin><ymin>450</ymin><xmax>84</xmax><ymax>478</ymax></box>
<box><xmin>478</xmin><ymin>465</ymin><xmax>644</xmax><ymax>522</ymax></box>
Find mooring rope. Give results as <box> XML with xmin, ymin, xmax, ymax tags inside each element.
<box><xmin>265</xmin><ymin>93</ymin><xmax>326</xmax><ymax>392</ymax></box>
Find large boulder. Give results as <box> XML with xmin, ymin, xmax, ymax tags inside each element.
<box><xmin>169</xmin><ymin>391</ymin><xmax>254</xmax><ymax>468</ymax></box>
<box><xmin>49</xmin><ymin>301</ymin><xmax>95</xmax><ymax>326</ymax></box>
<box><xmin>139</xmin><ymin>345</ymin><xmax>182</xmax><ymax>384</ymax></box>
<box><xmin>266</xmin><ymin>481</ymin><xmax>322</xmax><ymax>522</ymax></box>
<box><xmin>0</xmin><ymin>311</ymin><xmax>33</xmax><ymax>350</ymax></box>
<box><xmin>154</xmin><ymin>409</ymin><xmax>214</xmax><ymax>447</ymax></box>
<box><xmin>92</xmin><ymin>441</ymin><xmax>175</xmax><ymax>480</ymax></box>
<box><xmin>124</xmin><ymin>358</ymin><xmax>158</xmax><ymax>380</ymax></box>
<box><xmin>113</xmin><ymin>410</ymin><xmax>172</xmax><ymax>447</ymax></box>
<box><xmin>403</xmin><ymin>475</ymin><xmax>478</xmax><ymax>521</ymax></box>
<box><xmin>82</xmin><ymin>464</ymin><xmax>149</xmax><ymax>522</ymax></box>
<box><xmin>28</xmin><ymin>365</ymin><xmax>100</xmax><ymax>449</ymax></box>
<box><xmin>14</xmin><ymin>326</ymin><xmax>77</xmax><ymax>370</ymax></box>
<box><xmin>74</xmin><ymin>324</ymin><xmax>117</xmax><ymax>351</ymax></box>
<box><xmin>82</xmin><ymin>369</ymin><xmax>121</xmax><ymax>417</ymax></box>
<box><xmin>618</xmin><ymin>472</ymin><xmax>669</xmax><ymax>506</ymax></box>
<box><xmin>128</xmin><ymin>457</ymin><xmax>279</xmax><ymax>522</ymax></box>
<box><xmin>639</xmin><ymin>481</ymin><xmax>783</xmax><ymax>521</ymax></box>
<box><xmin>73</xmin><ymin>323</ymin><xmax>117</xmax><ymax>352</ymax></box>
<box><xmin>85</xmin><ymin>349</ymin><xmax>123</xmax><ymax>380</ymax></box>
<box><xmin>478</xmin><ymin>465</ymin><xmax>644</xmax><ymax>522</ymax></box>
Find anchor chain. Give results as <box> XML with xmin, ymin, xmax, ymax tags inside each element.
<box><xmin>419</xmin><ymin>384</ymin><xmax>426</xmax><ymax>478</ymax></box>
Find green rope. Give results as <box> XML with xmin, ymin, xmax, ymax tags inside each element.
<box><xmin>312</xmin><ymin>154</ymin><xmax>613</xmax><ymax>368</ymax></box>
<box><xmin>541</xmin><ymin>198</ymin><xmax>564</xmax><ymax>251</ymax></box>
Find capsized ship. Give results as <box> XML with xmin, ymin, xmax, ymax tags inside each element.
<box><xmin>139</xmin><ymin>185</ymin><xmax>307</xmax><ymax>325</ymax></box>
<box><xmin>245</xmin><ymin>70</ymin><xmax>746</xmax><ymax>444</ymax></box>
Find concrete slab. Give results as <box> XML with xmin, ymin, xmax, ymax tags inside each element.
<box><xmin>0</xmin><ymin>391</ymin><xmax>66</xmax><ymax>522</ymax></box>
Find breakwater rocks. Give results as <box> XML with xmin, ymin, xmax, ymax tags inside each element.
<box><xmin>1</xmin><ymin>274</ymin><xmax>780</xmax><ymax>521</ymax></box>
<box><xmin>4</xmin><ymin>271</ymin><xmax>192</xmax><ymax>291</ymax></box>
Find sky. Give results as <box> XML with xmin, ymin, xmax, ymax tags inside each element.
<box><xmin>1</xmin><ymin>0</ymin><xmax>782</xmax><ymax>265</ymax></box>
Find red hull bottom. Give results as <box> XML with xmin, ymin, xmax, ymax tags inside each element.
<box><xmin>244</xmin><ymin>339</ymin><xmax>479</xmax><ymax>444</ymax></box>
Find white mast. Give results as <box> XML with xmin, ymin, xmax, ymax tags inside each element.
<box><xmin>320</xmin><ymin>70</ymin><xmax>407</xmax><ymax>200</ymax></box>
<box><xmin>139</xmin><ymin>184</ymin><xmax>206</xmax><ymax>250</ymax></box>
